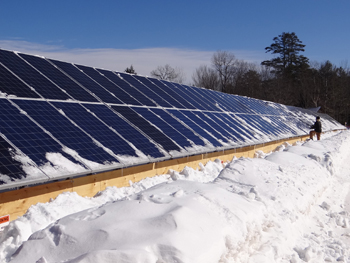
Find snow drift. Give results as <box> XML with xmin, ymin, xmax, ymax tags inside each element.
<box><xmin>1</xmin><ymin>131</ymin><xmax>350</xmax><ymax>262</ymax></box>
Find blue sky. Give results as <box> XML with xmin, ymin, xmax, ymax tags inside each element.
<box><xmin>1</xmin><ymin>1</ymin><xmax>349</xmax><ymax>81</ymax></box>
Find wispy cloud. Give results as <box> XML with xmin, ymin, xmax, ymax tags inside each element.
<box><xmin>0</xmin><ymin>40</ymin><xmax>267</xmax><ymax>83</ymax></box>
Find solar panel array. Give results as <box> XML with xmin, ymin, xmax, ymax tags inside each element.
<box><xmin>0</xmin><ymin>48</ymin><xmax>344</xmax><ymax>190</ymax></box>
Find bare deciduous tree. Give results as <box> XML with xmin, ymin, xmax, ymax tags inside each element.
<box><xmin>150</xmin><ymin>64</ymin><xmax>185</xmax><ymax>83</ymax></box>
<box><xmin>192</xmin><ymin>65</ymin><xmax>220</xmax><ymax>90</ymax></box>
<box><xmin>211</xmin><ymin>51</ymin><xmax>237</xmax><ymax>93</ymax></box>
<box><xmin>192</xmin><ymin>51</ymin><xmax>258</xmax><ymax>94</ymax></box>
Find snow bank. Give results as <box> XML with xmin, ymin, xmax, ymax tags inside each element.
<box><xmin>1</xmin><ymin>131</ymin><xmax>350</xmax><ymax>263</ymax></box>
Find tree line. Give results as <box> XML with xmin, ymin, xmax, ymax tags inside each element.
<box><xmin>125</xmin><ymin>32</ymin><xmax>350</xmax><ymax>124</ymax></box>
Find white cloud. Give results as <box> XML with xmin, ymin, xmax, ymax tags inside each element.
<box><xmin>0</xmin><ymin>40</ymin><xmax>267</xmax><ymax>83</ymax></box>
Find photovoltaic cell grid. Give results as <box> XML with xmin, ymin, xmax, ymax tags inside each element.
<box><xmin>111</xmin><ymin>105</ymin><xmax>182</xmax><ymax>153</ymax></box>
<box><xmin>14</xmin><ymin>100</ymin><xmax>119</xmax><ymax>166</ymax></box>
<box><xmin>18</xmin><ymin>53</ymin><xmax>99</xmax><ymax>103</ymax></box>
<box><xmin>0</xmin><ymin>63</ymin><xmax>41</xmax><ymax>99</ymax></box>
<box><xmin>0</xmin><ymin>99</ymin><xmax>78</xmax><ymax>167</ymax></box>
<box><xmin>82</xmin><ymin>104</ymin><xmax>165</xmax><ymax>159</ymax></box>
<box><xmin>0</xmin><ymin>135</ymin><xmax>38</xmax><ymax>183</ymax></box>
<box><xmin>0</xmin><ymin>48</ymin><xmax>344</xmax><ymax>189</ymax></box>
<box><xmin>132</xmin><ymin>107</ymin><xmax>196</xmax><ymax>150</ymax></box>
<box><xmin>95</xmin><ymin>69</ymin><xmax>157</xmax><ymax>107</ymax></box>
<box><xmin>149</xmin><ymin>108</ymin><xmax>207</xmax><ymax>147</ymax></box>
<box><xmin>0</xmin><ymin>49</ymin><xmax>70</xmax><ymax>100</ymax></box>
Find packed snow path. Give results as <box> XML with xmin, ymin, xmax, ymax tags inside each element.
<box><xmin>1</xmin><ymin>130</ymin><xmax>350</xmax><ymax>263</ymax></box>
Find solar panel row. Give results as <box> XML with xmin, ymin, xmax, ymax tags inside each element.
<box><xmin>0</xmin><ymin>48</ymin><xmax>344</xmax><ymax>189</ymax></box>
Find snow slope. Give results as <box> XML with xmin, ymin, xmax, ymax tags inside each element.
<box><xmin>1</xmin><ymin>130</ymin><xmax>350</xmax><ymax>263</ymax></box>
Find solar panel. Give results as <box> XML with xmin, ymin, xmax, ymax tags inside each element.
<box><xmin>18</xmin><ymin>53</ymin><xmax>99</xmax><ymax>102</ymax></box>
<box><xmin>82</xmin><ymin>104</ymin><xmax>165</xmax><ymax>159</ymax></box>
<box><xmin>228</xmin><ymin>95</ymin><xmax>256</xmax><ymax>114</ymax></box>
<box><xmin>0</xmin><ymin>99</ymin><xmax>61</xmax><ymax>166</ymax></box>
<box><xmin>51</xmin><ymin>102</ymin><xmax>146</xmax><ymax>163</ymax></box>
<box><xmin>146</xmin><ymin>77</ymin><xmax>195</xmax><ymax>109</ymax></box>
<box><xmin>269</xmin><ymin>116</ymin><xmax>298</xmax><ymax>136</ymax></box>
<box><xmin>95</xmin><ymin>69</ymin><xmax>157</xmax><ymax>107</ymax></box>
<box><xmin>221</xmin><ymin>113</ymin><xmax>257</xmax><ymax>141</ymax></box>
<box><xmin>133</xmin><ymin>76</ymin><xmax>185</xmax><ymax>109</ymax></box>
<box><xmin>180</xmin><ymin>111</ymin><xmax>230</xmax><ymax>144</ymax></box>
<box><xmin>0</xmin><ymin>48</ymin><xmax>344</xmax><ymax>189</ymax></box>
<box><xmin>243</xmin><ymin>98</ymin><xmax>273</xmax><ymax>115</ymax></box>
<box><xmin>184</xmin><ymin>85</ymin><xmax>220</xmax><ymax>111</ymax></box>
<box><xmin>167</xmin><ymin>109</ymin><xmax>223</xmax><ymax>147</ymax></box>
<box><xmin>14</xmin><ymin>99</ymin><xmax>119</xmax><ymax>166</ymax></box>
<box><xmin>150</xmin><ymin>108</ymin><xmax>207</xmax><ymax>147</ymax></box>
<box><xmin>180</xmin><ymin>84</ymin><xmax>217</xmax><ymax>111</ymax></box>
<box><xmin>111</xmin><ymin>106</ymin><xmax>183</xmax><ymax>153</ymax></box>
<box><xmin>199</xmin><ymin>89</ymin><xmax>232</xmax><ymax>112</ymax></box>
<box><xmin>0</xmin><ymin>98</ymin><xmax>90</xmax><ymax>179</ymax></box>
<box><xmin>48</xmin><ymin>59</ymin><xmax>122</xmax><ymax>104</ymax></box>
<box><xmin>257</xmin><ymin>116</ymin><xmax>285</xmax><ymax>135</ymax></box>
<box><xmin>250</xmin><ymin>99</ymin><xmax>280</xmax><ymax>115</ymax></box>
<box><xmin>0</xmin><ymin>63</ymin><xmax>41</xmax><ymax>98</ymax></box>
<box><xmin>209</xmin><ymin>113</ymin><xmax>247</xmax><ymax>141</ymax></box>
<box><xmin>119</xmin><ymin>73</ymin><xmax>173</xmax><ymax>108</ymax></box>
<box><xmin>196</xmin><ymin>112</ymin><xmax>240</xmax><ymax>143</ymax></box>
<box><xmin>74</xmin><ymin>66</ymin><xmax>138</xmax><ymax>105</ymax></box>
<box><xmin>163</xmin><ymin>81</ymin><xmax>206</xmax><ymax>110</ymax></box>
<box><xmin>0</xmin><ymin>135</ymin><xmax>38</xmax><ymax>183</ymax></box>
<box><xmin>0</xmin><ymin>49</ymin><xmax>70</xmax><ymax>100</ymax></box>
<box><xmin>239</xmin><ymin>115</ymin><xmax>279</xmax><ymax>139</ymax></box>
<box><xmin>132</xmin><ymin>107</ymin><xmax>194</xmax><ymax>150</ymax></box>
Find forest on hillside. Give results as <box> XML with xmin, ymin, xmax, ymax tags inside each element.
<box><xmin>144</xmin><ymin>32</ymin><xmax>350</xmax><ymax>125</ymax></box>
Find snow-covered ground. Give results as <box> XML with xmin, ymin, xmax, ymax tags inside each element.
<box><xmin>1</xmin><ymin>130</ymin><xmax>350</xmax><ymax>263</ymax></box>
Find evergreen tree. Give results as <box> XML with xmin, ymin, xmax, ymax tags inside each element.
<box><xmin>125</xmin><ymin>65</ymin><xmax>137</xmax><ymax>75</ymax></box>
<box><xmin>261</xmin><ymin>32</ymin><xmax>309</xmax><ymax>77</ymax></box>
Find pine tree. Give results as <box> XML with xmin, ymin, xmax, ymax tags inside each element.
<box><xmin>125</xmin><ymin>65</ymin><xmax>137</xmax><ymax>75</ymax></box>
<box><xmin>261</xmin><ymin>32</ymin><xmax>309</xmax><ymax>77</ymax></box>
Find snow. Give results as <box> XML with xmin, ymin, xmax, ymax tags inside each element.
<box><xmin>1</xmin><ymin>130</ymin><xmax>350</xmax><ymax>262</ymax></box>
<box><xmin>44</xmin><ymin>152</ymin><xmax>87</xmax><ymax>175</ymax></box>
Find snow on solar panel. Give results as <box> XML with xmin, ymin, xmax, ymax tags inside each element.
<box><xmin>182</xmin><ymin>111</ymin><xmax>231</xmax><ymax>144</ymax></box>
<box><xmin>132</xmin><ymin>107</ymin><xmax>199</xmax><ymax>153</ymax></box>
<box><xmin>166</xmin><ymin>109</ymin><xmax>224</xmax><ymax>147</ymax></box>
<box><xmin>0</xmin><ymin>99</ymin><xmax>88</xmax><ymax>181</ymax></box>
<box><xmin>51</xmin><ymin>102</ymin><xmax>151</xmax><ymax>164</ymax></box>
<box><xmin>0</xmin><ymin>48</ymin><xmax>345</xmax><ymax>189</ymax></box>
<box><xmin>111</xmin><ymin>106</ymin><xmax>184</xmax><ymax>155</ymax></box>
<box><xmin>13</xmin><ymin>100</ymin><xmax>119</xmax><ymax>167</ymax></box>
<box><xmin>206</xmin><ymin>112</ymin><xmax>246</xmax><ymax>143</ymax></box>
<box><xmin>195</xmin><ymin>111</ymin><xmax>240</xmax><ymax>143</ymax></box>
<box><xmin>184</xmin><ymin>85</ymin><xmax>220</xmax><ymax>111</ymax></box>
<box><xmin>82</xmin><ymin>104</ymin><xmax>166</xmax><ymax>159</ymax></box>
<box><xmin>149</xmin><ymin>108</ymin><xmax>207</xmax><ymax>148</ymax></box>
